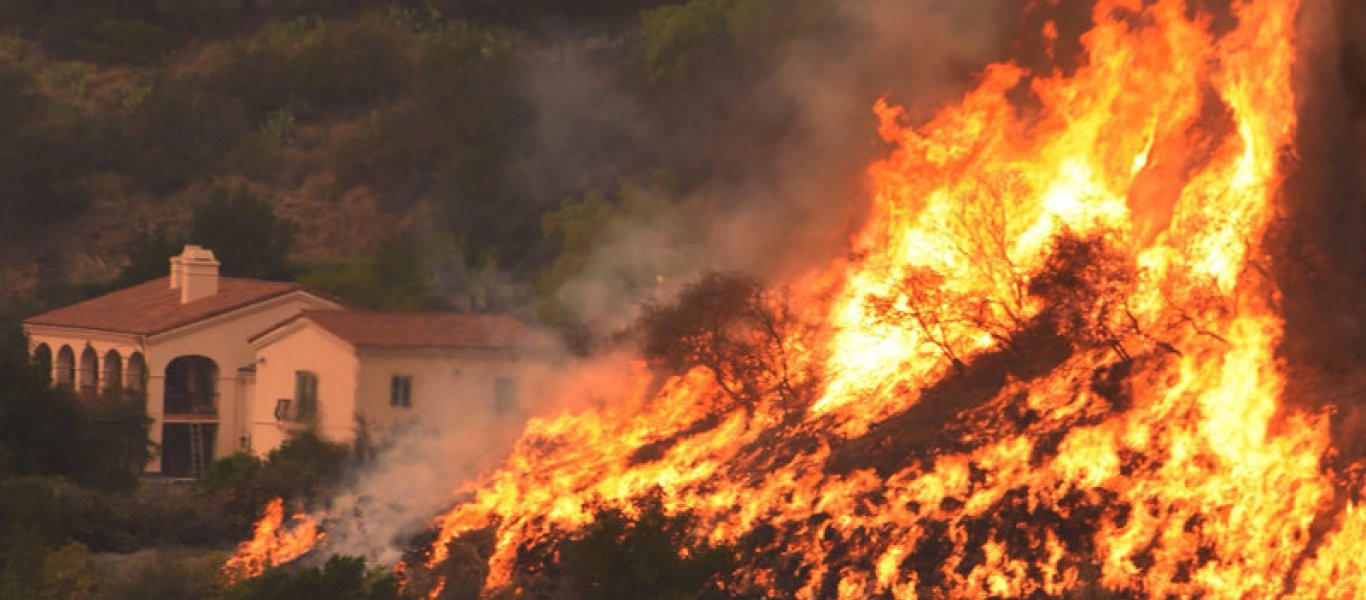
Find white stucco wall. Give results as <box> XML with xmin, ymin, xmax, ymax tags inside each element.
<box><xmin>143</xmin><ymin>292</ymin><xmax>340</xmax><ymax>468</ymax></box>
<box><xmin>249</xmin><ymin>319</ymin><xmax>558</xmax><ymax>457</ymax></box>
<box><xmin>353</xmin><ymin>347</ymin><xmax>532</xmax><ymax>440</ymax></box>
<box><xmin>250</xmin><ymin>321</ymin><xmax>360</xmax><ymax>455</ymax></box>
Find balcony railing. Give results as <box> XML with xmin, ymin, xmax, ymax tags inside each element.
<box><xmin>164</xmin><ymin>390</ymin><xmax>218</xmax><ymax>416</ymax></box>
<box><xmin>272</xmin><ymin>397</ymin><xmax>317</xmax><ymax>425</ymax></box>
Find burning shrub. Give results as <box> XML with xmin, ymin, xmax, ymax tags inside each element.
<box><xmin>1026</xmin><ymin>234</ymin><xmax>1137</xmax><ymax>357</ymax></box>
<box><xmin>196</xmin><ymin>432</ymin><xmax>353</xmax><ymax>538</ymax></box>
<box><xmin>218</xmin><ymin>555</ymin><xmax>407</xmax><ymax>600</ymax></box>
<box><xmin>864</xmin><ymin>266</ymin><xmax>976</xmax><ymax>371</ymax></box>
<box><xmin>639</xmin><ymin>272</ymin><xmax>808</xmax><ymax>412</ymax></box>
<box><xmin>504</xmin><ymin>490</ymin><xmax>736</xmax><ymax>600</ymax></box>
<box><xmin>866</xmin><ymin>233</ymin><xmax>1139</xmax><ymax>370</ymax></box>
<box><xmin>413</xmin><ymin>527</ymin><xmax>495</xmax><ymax>600</ymax></box>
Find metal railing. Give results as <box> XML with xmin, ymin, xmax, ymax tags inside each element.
<box><xmin>163</xmin><ymin>390</ymin><xmax>219</xmax><ymax>416</ymax></box>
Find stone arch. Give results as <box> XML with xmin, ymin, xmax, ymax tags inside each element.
<box><xmin>164</xmin><ymin>355</ymin><xmax>218</xmax><ymax>415</ymax></box>
<box><xmin>55</xmin><ymin>345</ymin><xmax>75</xmax><ymax>388</ymax></box>
<box><xmin>125</xmin><ymin>352</ymin><xmax>146</xmax><ymax>393</ymax></box>
<box><xmin>102</xmin><ymin>350</ymin><xmax>123</xmax><ymax>392</ymax></box>
<box><xmin>78</xmin><ymin>346</ymin><xmax>98</xmax><ymax>395</ymax></box>
<box><xmin>32</xmin><ymin>343</ymin><xmax>52</xmax><ymax>384</ymax></box>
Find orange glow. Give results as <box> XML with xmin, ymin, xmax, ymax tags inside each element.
<box><xmin>222</xmin><ymin>497</ymin><xmax>322</xmax><ymax>582</ymax></box>
<box><xmin>227</xmin><ymin>0</ymin><xmax>1358</xmax><ymax>596</ymax></box>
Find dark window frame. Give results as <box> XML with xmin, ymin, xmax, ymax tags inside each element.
<box><xmin>294</xmin><ymin>370</ymin><xmax>319</xmax><ymax>422</ymax></box>
<box><xmin>390</xmin><ymin>375</ymin><xmax>412</xmax><ymax>408</ymax></box>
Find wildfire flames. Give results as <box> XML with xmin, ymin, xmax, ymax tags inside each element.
<box><xmin>227</xmin><ymin>0</ymin><xmax>1366</xmax><ymax>596</ymax></box>
<box><xmin>223</xmin><ymin>498</ymin><xmax>321</xmax><ymax>582</ymax></box>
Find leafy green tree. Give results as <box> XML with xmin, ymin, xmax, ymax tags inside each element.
<box><xmin>0</xmin><ymin>323</ymin><xmax>147</xmax><ymax>491</ymax></box>
<box><xmin>116</xmin><ymin>186</ymin><xmax>295</xmax><ymax>285</ymax></box>
<box><xmin>296</xmin><ymin>236</ymin><xmax>442</xmax><ymax>311</ymax></box>
<box><xmin>640</xmin><ymin>0</ymin><xmax>732</xmax><ymax>87</ymax></box>
<box><xmin>189</xmin><ymin>186</ymin><xmax>297</xmax><ymax>280</ymax></box>
<box><xmin>639</xmin><ymin>0</ymin><xmax>837</xmax><ymax>87</ymax></box>
<box><xmin>536</xmin><ymin>175</ymin><xmax>676</xmax><ymax>325</ymax></box>
<box><xmin>196</xmin><ymin>432</ymin><xmax>352</xmax><ymax>535</ymax></box>
<box><xmin>117</xmin><ymin>223</ymin><xmax>187</xmax><ymax>286</ymax></box>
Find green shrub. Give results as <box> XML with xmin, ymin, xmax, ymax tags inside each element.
<box><xmin>218</xmin><ymin>555</ymin><xmax>407</xmax><ymax>600</ymax></box>
<box><xmin>295</xmin><ymin>236</ymin><xmax>442</xmax><ymax>310</ymax></box>
<box><xmin>101</xmin><ymin>550</ymin><xmax>224</xmax><ymax>600</ymax></box>
<box><xmin>76</xmin><ymin>18</ymin><xmax>175</xmax><ymax>64</ymax></box>
<box><xmin>196</xmin><ymin>433</ymin><xmax>353</xmax><ymax>538</ymax></box>
<box><xmin>503</xmin><ymin>489</ymin><xmax>736</xmax><ymax>600</ymax></box>
<box><xmin>0</xmin><ymin>541</ymin><xmax>97</xmax><ymax>600</ymax></box>
<box><xmin>0</xmin><ymin>322</ymin><xmax>144</xmax><ymax>491</ymax></box>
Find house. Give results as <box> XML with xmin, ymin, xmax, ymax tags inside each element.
<box><xmin>246</xmin><ymin>309</ymin><xmax>557</xmax><ymax>455</ymax></box>
<box><xmin>22</xmin><ymin>245</ymin><xmax>554</xmax><ymax>478</ymax></box>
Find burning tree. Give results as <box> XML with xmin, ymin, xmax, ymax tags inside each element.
<box><xmin>639</xmin><ymin>272</ymin><xmax>811</xmax><ymax>414</ymax></box>
<box><xmin>504</xmin><ymin>490</ymin><xmax>736</xmax><ymax>600</ymax></box>
<box><xmin>227</xmin><ymin>0</ymin><xmax>1366</xmax><ymax>597</ymax></box>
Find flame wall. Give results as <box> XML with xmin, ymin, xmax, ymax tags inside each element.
<box><xmin>229</xmin><ymin>0</ymin><xmax>1366</xmax><ymax>597</ymax></box>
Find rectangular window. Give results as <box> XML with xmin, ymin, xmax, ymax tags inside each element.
<box><xmin>294</xmin><ymin>371</ymin><xmax>318</xmax><ymax>423</ymax></box>
<box><xmin>390</xmin><ymin>375</ymin><xmax>412</xmax><ymax>408</ymax></box>
<box><xmin>493</xmin><ymin>377</ymin><xmax>519</xmax><ymax>416</ymax></box>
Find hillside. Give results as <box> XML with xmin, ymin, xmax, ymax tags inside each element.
<box><xmin>0</xmin><ymin>0</ymin><xmax>912</xmax><ymax>319</ymax></box>
<box><xmin>2</xmin><ymin>1</ymin><xmax>1361</xmax><ymax>325</ymax></box>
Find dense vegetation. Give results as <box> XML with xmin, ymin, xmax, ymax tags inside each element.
<box><xmin>0</xmin><ymin>2</ymin><xmax>860</xmax><ymax>595</ymax></box>
<box><xmin>1</xmin><ymin>0</ymin><xmax>1360</xmax><ymax>597</ymax></box>
<box><xmin>0</xmin><ymin>312</ymin><xmax>367</xmax><ymax>597</ymax></box>
<box><xmin>0</xmin><ymin>325</ymin><xmax>376</xmax><ymax>597</ymax></box>
<box><xmin>0</xmin><ymin>0</ymin><xmax>870</xmax><ymax>326</ymax></box>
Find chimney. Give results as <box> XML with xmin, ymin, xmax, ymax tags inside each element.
<box><xmin>168</xmin><ymin>255</ymin><xmax>185</xmax><ymax>290</ymax></box>
<box><xmin>171</xmin><ymin>245</ymin><xmax>220</xmax><ymax>303</ymax></box>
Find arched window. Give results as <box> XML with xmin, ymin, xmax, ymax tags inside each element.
<box><xmin>102</xmin><ymin>350</ymin><xmax>123</xmax><ymax>393</ymax></box>
<box><xmin>125</xmin><ymin>352</ymin><xmax>146</xmax><ymax>393</ymax></box>
<box><xmin>55</xmin><ymin>346</ymin><xmax>75</xmax><ymax>388</ymax></box>
<box><xmin>78</xmin><ymin>346</ymin><xmax>98</xmax><ymax>395</ymax></box>
<box><xmin>164</xmin><ymin>356</ymin><xmax>218</xmax><ymax>415</ymax></box>
<box><xmin>32</xmin><ymin>343</ymin><xmax>52</xmax><ymax>385</ymax></box>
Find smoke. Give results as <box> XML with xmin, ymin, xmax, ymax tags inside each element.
<box><xmin>307</xmin><ymin>0</ymin><xmax>1050</xmax><ymax>566</ymax></box>
<box><xmin>315</xmin><ymin>345</ymin><xmax>571</xmax><ymax>565</ymax></box>
<box><xmin>515</xmin><ymin>0</ymin><xmax>1020</xmax><ymax>330</ymax></box>
<box><xmin>1276</xmin><ymin>0</ymin><xmax>1366</xmax><ymax>466</ymax></box>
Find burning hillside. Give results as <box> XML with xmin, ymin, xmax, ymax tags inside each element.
<box><xmin>228</xmin><ymin>0</ymin><xmax>1366</xmax><ymax>597</ymax></box>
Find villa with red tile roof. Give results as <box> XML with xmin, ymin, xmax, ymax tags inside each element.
<box><xmin>23</xmin><ymin>246</ymin><xmax>555</xmax><ymax>478</ymax></box>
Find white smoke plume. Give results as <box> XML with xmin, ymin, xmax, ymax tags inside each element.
<box><xmin>307</xmin><ymin>0</ymin><xmax>1023</xmax><ymax>566</ymax></box>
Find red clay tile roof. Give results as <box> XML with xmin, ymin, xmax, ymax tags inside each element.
<box><xmin>273</xmin><ymin>310</ymin><xmax>554</xmax><ymax>350</ymax></box>
<box><xmin>25</xmin><ymin>277</ymin><xmax>306</xmax><ymax>336</ymax></box>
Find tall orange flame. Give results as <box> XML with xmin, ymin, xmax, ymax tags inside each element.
<box><xmin>232</xmin><ymin>0</ymin><xmax>1365</xmax><ymax>596</ymax></box>
<box><xmin>222</xmin><ymin>497</ymin><xmax>322</xmax><ymax>582</ymax></box>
